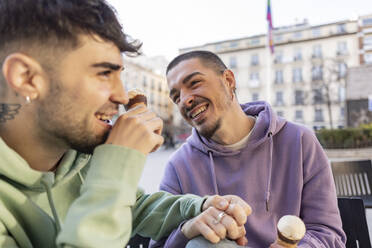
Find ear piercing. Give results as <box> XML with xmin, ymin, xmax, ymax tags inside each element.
<box><xmin>26</xmin><ymin>96</ymin><xmax>31</xmax><ymax>104</ymax></box>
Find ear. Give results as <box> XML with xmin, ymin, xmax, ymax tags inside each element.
<box><xmin>223</xmin><ymin>69</ymin><xmax>237</xmax><ymax>96</ymax></box>
<box><xmin>2</xmin><ymin>53</ymin><xmax>47</xmax><ymax>101</ymax></box>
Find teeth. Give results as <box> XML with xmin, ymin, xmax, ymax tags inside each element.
<box><xmin>191</xmin><ymin>106</ymin><xmax>207</xmax><ymax>118</ymax></box>
<box><xmin>95</xmin><ymin>114</ymin><xmax>112</xmax><ymax>123</ymax></box>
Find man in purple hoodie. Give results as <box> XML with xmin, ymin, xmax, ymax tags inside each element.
<box><xmin>151</xmin><ymin>50</ymin><xmax>346</xmax><ymax>248</ymax></box>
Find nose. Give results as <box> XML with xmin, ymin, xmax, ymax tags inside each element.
<box><xmin>180</xmin><ymin>91</ymin><xmax>194</xmax><ymax>109</ymax></box>
<box><xmin>110</xmin><ymin>79</ymin><xmax>129</xmax><ymax>105</ymax></box>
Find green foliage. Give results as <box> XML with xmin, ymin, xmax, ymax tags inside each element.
<box><xmin>316</xmin><ymin>124</ymin><xmax>372</xmax><ymax>149</ymax></box>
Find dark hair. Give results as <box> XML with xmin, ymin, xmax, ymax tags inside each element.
<box><xmin>166</xmin><ymin>50</ymin><xmax>227</xmax><ymax>75</ymax></box>
<box><xmin>0</xmin><ymin>0</ymin><xmax>141</xmax><ymax>55</ymax></box>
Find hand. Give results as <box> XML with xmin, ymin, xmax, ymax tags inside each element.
<box><xmin>202</xmin><ymin>195</ymin><xmax>252</xmax><ymax>246</ymax></box>
<box><xmin>181</xmin><ymin>195</ymin><xmax>252</xmax><ymax>245</ymax></box>
<box><xmin>105</xmin><ymin>105</ymin><xmax>164</xmax><ymax>154</ymax></box>
<box><xmin>181</xmin><ymin>206</ymin><xmax>246</xmax><ymax>244</ymax></box>
<box><xmin>202</xmin><ymin>195</ymin><xmax>252</xmax><ymax>226</ymax></box>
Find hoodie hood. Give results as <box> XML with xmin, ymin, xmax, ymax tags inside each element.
<box><xmin>0</xmin><ymin>137</ymin><xmax>90</xmax><ymax>192</ymax></box>
<box><xmin>187</xmin><ymin>101</ymin><xmax>286</xmax><ymax>155</ymax></box>
<box><xmin>185</xmin><ymin>101</ymin><xmax>286</xmax><ymax>211</ymax></box>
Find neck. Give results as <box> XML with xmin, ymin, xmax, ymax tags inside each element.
<box><xmin>0</xmin><ymin>119</ymin><xmax>67</xmax><ymax>172</ymax></box>
<box><xmin>212</xmin><ymin>103</ymin><xmax>254</xmax><ymax>145</ymax></box>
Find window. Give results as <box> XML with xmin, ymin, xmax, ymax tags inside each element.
<box><xmin>340</xmin><ymin>107</ymin><xmax>345</xmax><ymax>120</ymax></box>
<box><xmin>311</xmin><ymin>66</ymin><xmax>323</xmax><ymax>81</ymax></box>
<box><xmin>215</xmin><ymin>44</ymin><xmax>223</xmax><ymax>51</ymax></box>
<box><xmin>362</xmin><ymin>18</ymin><xmax>372</xmax><ymax>26</ymax></box>
<box><xmin>336</xmin><ymin>24</ymin><xmax>346</xmax><ymax>34</ymax></box>
<box><xmin>337</xmin><ymin>41</ymin><xmax>348</xmax><ymax>55</ymax></box>
<box><xmin>274</xmin><ymin>51</ymin><xmax>283</xmax><ymax>63</ymax></box>
<box><xmin>151</xmin><ymin>79</ymin><xmax>155</xmax><ymax>90</ymax></box>
<box><xmin>338</xmin><ymin>63</ymin><xmax>347</xmax><ymax>78</ymax></box>
<box><xmin>249</xmin><ymin>72</ymin><xmax>260</xmax><ymax>88</ymax></box>
<box><xmin>250</xmin><ymin>38</ymin><xmax>260</xmax><ymax>45</ymax></box>
<box><xmin>339</xmin><ymin>87</ymin><xmax>345</xmax><ymax>102</ymax></box>
<box><xmin>293</xmin><ymin>31</ymin><xmax>302</xmax><ymax>39</ymax></box>
<box><xmin>275</xmin><ymin>70</ymin><xmax>283</xmax><ymax>84</ymax></box>
<box><xmin>295</xmin><ymin>110</ymin><xmax>303</xmax><ymax>120</ymax></box>
<box><xmin>251</xmin><ymin>54</ymin><xmax>259</xmax><ymax>66</ymax></box>
<box><xmin>230</xmin><ymin>41</ymin><xmax>239</xmax><ymax>48</ymax></box>
<box><xmin>293</xmin><ymin>48</ymin><xmax>302</xmax><ymax>61</ymax></box>
<box><xmin>364</xmin><ymin>36</ymin><xmax>372</xmax><ymax>50</ymax></box>
<box><xmin>365</xmin><ymin>53</ymin><xmax>372</xmax><ymax>64</ymax></box>
<box><xmin>314</xmin><ymin>109</ymin><xmax>324</xmax><ymax>122</ymax></box>
<box><xmin>313</xmin><ymin>88</ymin><xmax>323</xmax><ymax>104</ymax></box>
<box><xmin>229</xmin><ymin>57</ymin><xmax>237</xmax><ymax>69</ymax></box>
<box><xmin>312</xmin><ymin>27</ymin><xmax>321</xmax><ymax>37</ymax></box>
<box><xmin>292</xmin><ymin>68</ymin><xmax>303</xmax><ymax>83</ymax></box>
<box><xmin>252</xmin><ymin>93</ymin><xmax>259</xmax><ymax>101</ymax></box>
<box><xmin>274</xmin><ymin>35</ymin><xmax>283</xmax><ymax>42</ymax></box>
<box><xmin>143</xmin><ymin>76</ymin><xmax>147</xmax><ymax>87</ymax></box>
<box><xmin>275</xmin><ymin>91</ymin><xmax>284</xmax><ymax>106</ymax></box>
<box><xmin>312</xmin><ymin>45</ymin><xmax>322</xmax><ymax>58</ymax></box>
<box><xmin>294</xmin><ymin>90</ymin><xmax>304</xmax><ymax>105</ymax></box>
<box><xmin>277</xmin><ymin>111</ymin><xmax>284</xmax><ymax>117</ymax></box>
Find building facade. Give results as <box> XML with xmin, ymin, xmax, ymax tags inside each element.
<box><xmin>359</xmin><ymin>14</ymin><xmax>372</xmax><ymax>65</ymax></box>
<box><xmin>121</xmin><ymin>56</ymin><xmax>173</xmax><ymax>121</ymax></box>
<box><xmin>346</xmin><ymin>64</ymin><xmax>372</xmax><ymax>127</ymax></box>
<box><xmin>180</xmin><ymin>18</ymin><xmax>366</xmax><ymax>130</ymax></box>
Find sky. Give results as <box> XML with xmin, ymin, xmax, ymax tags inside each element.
<box><xmin>108</xmin><ymin>0</ymin><xmax>372</xmax><ymax>61</ymax></box>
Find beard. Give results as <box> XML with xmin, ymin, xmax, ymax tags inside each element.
<box><xmin>36</xmin><ymin>79</ymin><xmax>108</xmax><ymax>154</ymax></box>
<box><xmin>197</xmin><ymin>117</ymin><xmax>222</xmax><ymax>139</ymax></box>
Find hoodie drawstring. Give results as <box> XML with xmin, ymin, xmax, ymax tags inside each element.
<box><xmin>41</xmin><ymin>176</ymin><xmax>62</xmax><ymax>233</ymax></box>
<box><xmin>265</xmin><ymin>131</ymin><xmax>273</xmax><ymax>212</ymax></box>
<box><xmin>208</xmin><ymin>151</ymin><xmax>219</xmax><ymax>195</ymax></box>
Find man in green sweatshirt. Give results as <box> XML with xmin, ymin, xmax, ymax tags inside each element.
<box><xmin>0</xmin><ymin>0</ymin><xmax>252</xmax><ymax>247</ymax></box>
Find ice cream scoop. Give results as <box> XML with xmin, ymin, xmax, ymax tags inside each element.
<box><xmin>124</xmin><ymin>89</ymin><xmax>147</xmax><ymax>110</ymax></box>
<box><xmin>276</xmin><ymin>215</ymin><xmax>306</xmax><ymax>248</ymax></box>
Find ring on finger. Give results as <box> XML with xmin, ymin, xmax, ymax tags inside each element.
<box><xmin>213</xmin><ymin>211</ymin><xmax>226</xmax><ymax>225</ymax></box>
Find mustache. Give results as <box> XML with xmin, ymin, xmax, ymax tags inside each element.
<box><xmin>181</xmin><ymin>98</ymin><xmax>207</xmax><ymax>116</ymax></box>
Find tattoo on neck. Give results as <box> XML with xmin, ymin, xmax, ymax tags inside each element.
<box><xmin>0</xmin><ymin>103</ymin><xmax>21</xmax><ymax>123</ymax></box>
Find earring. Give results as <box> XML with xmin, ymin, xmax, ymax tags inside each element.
<box><xmin>26</xmin><ymin>96</ymin><xmax>31</xmax><ymax>104</ymax></box>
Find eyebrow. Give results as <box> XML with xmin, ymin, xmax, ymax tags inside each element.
<box><xmin>91</xmin><ymin>62</ymin><xmax>124</xmax><ymax>71</ymax></box>
<box><xmin>169</xmin><ymin>71</ymin><xmax>204</xmax><ymax>97</ymax></box>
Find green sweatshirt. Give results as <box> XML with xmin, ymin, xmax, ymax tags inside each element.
<box><xmin>0</xmin><ymin>138</ymin><xmax>205</xmax><ymax>247</ymax></box>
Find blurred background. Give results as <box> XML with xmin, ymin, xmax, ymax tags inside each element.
<box><xmin>108</xmin><ymin>0</ymin><xmax>372</xmax><ymax>240</ymax></box>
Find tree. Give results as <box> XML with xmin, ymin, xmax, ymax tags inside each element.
<box><xmin>310</xmin><ymin>57</ymin><xmax>347</xmax><ymax>129</ymax></box>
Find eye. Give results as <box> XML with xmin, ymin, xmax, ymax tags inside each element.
<box><xmin>98</xmin><ymin>70</ymin><xmax>112</xmax><ymax>78</ymax></box>
<box><xmin>190</xmin><ymin>80</ymin><xmax>200</xmax><ymax>87</ymax></box>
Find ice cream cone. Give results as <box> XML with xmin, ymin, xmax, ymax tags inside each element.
<box><xmin>276</xmin><ymin>215</ymin><xmax>306</xmax><ymax>248</ymax></box>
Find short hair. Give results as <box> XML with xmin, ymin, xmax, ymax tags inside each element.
<box><xmin>0</xmin><ymin>0</ymin><xmax>141</xmax><ymax>57</ymax></box>
<box><xmin>166</xmin><ymin>50</ymin><xmax>227</xmax><ymax>75</ymax></box>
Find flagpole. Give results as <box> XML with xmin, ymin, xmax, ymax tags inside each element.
<box><xmin>265</xmin><ymin>0</ymin><xmax>274</xmax><ymax>105</ymax></box>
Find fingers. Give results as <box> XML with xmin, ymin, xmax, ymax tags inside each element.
<box><xmin>226</xmin><ymin>195</ymin><xmax>252</xmax><ymax>217</ymax></box>
<box><xmin>218</xmin><ymin>211</ymin><xmax>246</xmax><ymax>240</ymax></box>
<box><xmin>202</xmin><ymin>195</ymin><xmax>229</xmax><ymax>211</ymax></box>
<box><xmin>225</xmin><ymin>203</ymin><xmax>247</xmax><ymax>226</ymax></box>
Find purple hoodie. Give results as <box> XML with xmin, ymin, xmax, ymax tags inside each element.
<box><xmin>151</xmin><ymin>101</ymin><xmax>346</xmax><ymax>248</ymax></box>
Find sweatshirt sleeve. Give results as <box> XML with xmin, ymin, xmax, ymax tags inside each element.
<box><xmin>56</xmin><ymin>145</ymin><xmax>205</xmax><ymax>248</ymax></box>
<box><xmin>56</xmin><ymin>144</ymin><xmax>146</xmax><ymax>247</ymax></box>
<box><xmin>149</xmin><ymin>161</ymin><xmax>192</xmax><ymax>248</ymax></box>
<box><xmin>298</xmin><ymin>130</ymin><xmax>346</xmax><ymax>248</ymax></box>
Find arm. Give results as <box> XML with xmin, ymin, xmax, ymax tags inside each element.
<box><xmin>298</xmin><ymin>130</ymin><xmax>346</xmax><ymax>248</ymax></box>
<box><xmin>56</xmin><ymin>145</ymin><xmax>147</xmax><ymax>247</ymax></box>
<box><xmin>149</xmin><ymin>161</ymin><xmax>191</xmax><ymax>248</ymax></box>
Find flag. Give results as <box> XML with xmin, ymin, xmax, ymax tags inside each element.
<box><xmin>267</xmin><ymin>0</ymin><xmax>274</xmax><ymax>54</ymax></box>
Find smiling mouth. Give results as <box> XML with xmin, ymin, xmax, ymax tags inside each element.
<box><xmin>189</xmin><ymin>104</ymin><xmax>208</xmax><ymax>119</ymax></box>
<box><xmin>95</xmin><ymin>114</ymin><xmax>113</xmax><ymax>125</ymax></box>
